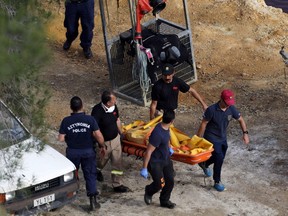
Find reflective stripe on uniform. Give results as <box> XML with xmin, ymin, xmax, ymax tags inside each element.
<box><xmin>111</xmin><ymin>170</ymin><xmax>123</xmax><ymax>175</ymax></box>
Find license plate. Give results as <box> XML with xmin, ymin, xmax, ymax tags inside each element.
<box><xmin>33</xmin><ymin>194</ymin><xmax>55</xmax><ymax>207</ymax></box>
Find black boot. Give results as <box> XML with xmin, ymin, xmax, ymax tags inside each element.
<box><xmin>83</xmin><ymin>47</ymin><xmax>93</xmax><ymax>59</ymax></box>
<box><xmin>63</xmin><ymin>40</ymin><xmax>72</xmax><ymax>50</ymax></box>
<box><xmin>89</xmin><ymin>195</ymin><xmax>100</xmax><ymax>211</ymax></box>
<box><xmin>96</xmin><ymin>168</ymin><xmax>104</xmax><ymax>182</ymax></box>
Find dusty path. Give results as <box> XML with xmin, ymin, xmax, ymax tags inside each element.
<box><xmin>41</xmin><ymin>0</ymin><xmax>287</xmax><ymax>215</ymax></box>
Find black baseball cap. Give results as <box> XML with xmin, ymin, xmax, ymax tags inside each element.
<box><xmin>162</xmin><ymin>64</ymin><xmax>174</xmax><ymax>75</ymax></box>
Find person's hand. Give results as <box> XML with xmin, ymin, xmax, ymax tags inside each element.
<box><xmin>203</xmin><ymin>104</ymin><xmax>208</xmax><ymax>111</ymax></box>
<box><xmin>243</xmin><ymin>133</ymin><xmax>250</xmax><ymax>145</ymax></box>
<box><xmin>99</xmin><ymin>145</ymin><xmax>106</xmax><ymax>159</ymax></box>
<box><xmin>140</xmin><ymin>168</ymin><xmax>148</xmax><ymax>179</ymax></box>
<box><xmin>169</xmin><ymin>147</ymin><xmax>174</xmax><ymax>156</ymax></box>
<box><xmin>120</xmin><ymin>133</ymin><xmax>125</xmax><ymax>141</ymax></box>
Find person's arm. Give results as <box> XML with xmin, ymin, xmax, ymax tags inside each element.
<box><xmin>150</xmin><ymin>100</ymin><xmax>158</xmax><ymax>120</ymax></box>
<box><xmin>58</xmin><ymin>133</ymin><xmax>65</xmax><ymax>142</ymax></box>
<box><xmin>116</xmin><ymin>117</ymin><xmax>125</xmax><ymax>141</ymax></box>
<box><xmin>237</xmin><ymin>116</ymin><xmax>250</xmax><ymax>144</ymax></box>
<box><xmin>116</xmin><ymin>117</ymin><xmax>122</xmax><ymax>135</ymax></box>
<box><xmin>197</xmin><ymin>119</ymin><xmax>209</xmax><ymax>137</ymax></box>
<box><xmin>143</xmin><ymin>144</ymin><xmax>156</xmax><ymax>169</ymax></box>
<box><xmin>93</xmin><ymin>129</ymin><xmax>105</xmax><ymax>147</ymax></box>
<box><xmin>188</xmin><ymin>87</ymin><xmax>208</xmax><ymax>110</ymax></box>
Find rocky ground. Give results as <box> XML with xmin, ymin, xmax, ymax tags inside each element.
<box><xmin>39</xmin><ymin>0</ymin><xmax>287</xmax><ymax>215</ymax></box>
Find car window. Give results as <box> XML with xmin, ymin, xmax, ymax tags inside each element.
<box><xmin>0</xmin><ymin>102</ymin><xmax>30</xmax><ymax>149</ymax></box>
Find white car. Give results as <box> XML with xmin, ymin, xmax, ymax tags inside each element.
<box><xmin>0</xmin><ymin>100</ymin><xmax>79</xmax><ymax>215</ymax></box>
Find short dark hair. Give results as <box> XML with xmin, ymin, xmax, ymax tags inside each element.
<box><xmin>162</xmin><ymin>110</ymin><xmax>175</xmax><ymax>124</ymax></box>
<box><xmin>70</xmin><ymin>96</ymin><xmax>83</xmax><ymax>112</ymax></box>
<box><xmin>101</xmin><ymin>90</ymin><xmax>114</xmax><ymax>104</ymax></box>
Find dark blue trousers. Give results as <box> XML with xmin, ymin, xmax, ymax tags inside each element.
<box><xmin>64</xmin><ymin>0</ymin><xmax>94</xmax><ymax>49</ymax></box>
<box><xmin>146</xmin><ymin>159</ymin><xmax>174</xmax><ymax>204</ymax></box>
<box><xmin>205</xmin><ymin>140</ymin><xmax>228</xmax><ymax>183</ymax></box>
<box><xmin>66</xmin><ymin>148</ymin><xmax>97</xmax><ymax>197</ymax></box>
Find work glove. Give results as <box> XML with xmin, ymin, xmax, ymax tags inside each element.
<box><xmin>140</xmin><ymin>168</ymin><xmax>148</xmax><ymax>179</ymax></box>
<box><xmin>169</xmin><ymin>147</ymin><xmax>174</xmax><ymax>156</ymax></box>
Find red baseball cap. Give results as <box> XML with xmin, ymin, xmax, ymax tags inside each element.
<box><xmin>221</xmin><ymin>89</ymin><xmax>235</xmax><ymax>106</ymax></box>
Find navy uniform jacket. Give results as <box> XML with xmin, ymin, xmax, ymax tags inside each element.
<box><xmin>149</xmin><ymin>123</ymin><xmax>170</xmax><ymax>162</ymax></box>
<box><xmin>203</xmin><ymin>102</ymin><xmax>241</xmax><ymax>142</ymax></box>
<box><xmin>59</xmin><ymin>112</ymin><xmax>99</xmax><ymax>149</ymax></box>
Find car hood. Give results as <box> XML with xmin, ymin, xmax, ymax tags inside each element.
<box><xmin>0</xmin><ymin>137</ymin><xmax>75</xmax><ymax>193</ymax></box>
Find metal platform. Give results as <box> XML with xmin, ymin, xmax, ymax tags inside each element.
<box><xmin>99</xmin><ymin>0</ymin><xmax>197</xmax><ymax>106</ymax></box>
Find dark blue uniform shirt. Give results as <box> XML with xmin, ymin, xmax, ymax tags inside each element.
<box><xmin>149</xmin><ymin>123</ymin><xmax>170</xmax><ymax>162</ymax></box>
<box><xmin>151</xmin><ymin>77</ymin><xmax>190</xmax><ymax>111</ymax></box>
<box><xmin>59</xmin><ymin>112</ymin><xmax>99</xmax><ymax>149</ymax></box>
<box><xmin>203</xmin><ymin>102</ymin><xmax>241</xmax><ymax>142</ymax></box>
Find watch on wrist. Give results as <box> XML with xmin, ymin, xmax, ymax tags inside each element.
<box><xmin>243</xmin><ymin>131</ymin><xmax>248</xmax><ymax>134</ymax></box>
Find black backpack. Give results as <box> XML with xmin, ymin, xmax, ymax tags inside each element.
<box><xmin>120</xmin><ymin>28</ymin><xmax>191</xmax><ymax>83</ymax></box>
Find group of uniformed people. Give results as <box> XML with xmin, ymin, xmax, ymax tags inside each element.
<box><xmin>58</xmin><ymin>91</ymin><xmax>129</xmax><ymax>211</ymax></box>
<box><xmin>58</xmin><ymin>62</ymin><xmax>250</xmax><ymax>211</ymax></box>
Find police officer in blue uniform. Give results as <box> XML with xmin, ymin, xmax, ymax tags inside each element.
<box><xmin>63</xmin><ymin>0</ymin><xmax>94</xmax><ymax>59</ymax></box>
<box><xmin>140</xmin><ymin>110</ymin><xmax>177</xmax><ymax>209</ymax></box>
<box><xmin>58</xmin><ymin>96</ymin><xmax>105</xmax><ymax>210</ymax></box>
<box><xmin>197</xmin><ymin>89</ymin><xmax>249</xmax><ymax>192</ymax></box>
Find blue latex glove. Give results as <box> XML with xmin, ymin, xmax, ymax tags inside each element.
<box><xmin>140</xmin><ymin>168</ymin><xmax>148</xmax><ymax>179</ymax></box>
<box><xmin>169</xmin><ymin>147</ymin><xmax>174</xmax><ymax>156</ymax></box>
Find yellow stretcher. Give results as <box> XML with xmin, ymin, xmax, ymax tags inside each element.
<box><xmin>122</xmin><ymin>118</ymin><xmax>214</xmax><ymax>165</ymax></box>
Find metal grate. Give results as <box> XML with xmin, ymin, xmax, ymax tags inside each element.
<box><xmin>109</xmin><ymin>18</ymin><xmax>196</xmax><ymax>106</ymax></box>
<box><xmin>15</xmin><ymin>177</ymin><xmax>61</xmax><ymax>199</ymax></box>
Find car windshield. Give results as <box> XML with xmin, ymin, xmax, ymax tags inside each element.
<box><xmin>0</xmin><ymin>101</ymin><xmax>30</xmax><ymax>149</ymax></box>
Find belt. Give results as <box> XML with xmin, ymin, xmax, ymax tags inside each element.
<box><xmin>156</xmin><ymin>109</ymin><xmax>177</xmax><ymax>114</ymax></box>
<box><xmin>68</xmin><ymin>0</ymin><xmax>88</xmax><ymax>3</ymax></box>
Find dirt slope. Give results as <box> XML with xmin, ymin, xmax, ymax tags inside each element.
<box><xmin>40</xmin><ymin>0</ymin><xmax>287</xmax><ymax>215</ymax></box>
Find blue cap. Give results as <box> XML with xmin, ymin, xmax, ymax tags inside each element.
<box><xmin>162</xmin><ymin>64</ymin><xmax>174</xmax><ymax>75</ymax></box>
